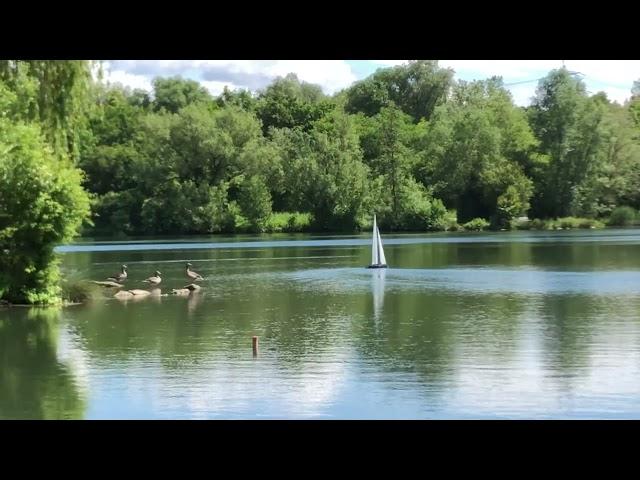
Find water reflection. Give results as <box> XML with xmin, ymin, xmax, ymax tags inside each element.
<box><xmin>0</xmin><ymin>308</ymin><xmax>86</xmax><ymax>419</ymax></box>
<box><xmin>5</xmin><ymin>231</ymin><xmax>640</xmax><ymax>418</ymax></box>
<box><xmin>187</xmin><ymin>291</ymin><xmax>203</xmax><ymax>316</ymax></box>
<box><xmin>371</xmin><ymin>268</ymin><xmax>386</xmax><ymax>326</ymax></box>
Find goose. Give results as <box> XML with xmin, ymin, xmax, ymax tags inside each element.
<box><xmin>186</xmin><ymin>263</ymin><xmax>204</xmax><ymax>282</ymax></box>
<box><xmin>143</xmin><ymin>271</ymin><xmax>162</xmax><ymax>285</ymax></box>
<box><xmin>107</xmin><ymin>265</ymin><xmax>127</xmax><ymax>283</ymax></box>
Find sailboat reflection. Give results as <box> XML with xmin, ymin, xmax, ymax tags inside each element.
<box><xmin>371</xmin><ymin>267</ymin><xmax>386</xmax><ymax>325</ymax></box>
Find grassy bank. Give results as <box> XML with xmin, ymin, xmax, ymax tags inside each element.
<box><xmin>82</xmin><ymin>208</ymin><xmax>640</xmax><ymax>239</ymax></box>
<box><xmin>512</xmin><ymin>217</ymin><xmax>605</xmax><ymax>230</ymax></box>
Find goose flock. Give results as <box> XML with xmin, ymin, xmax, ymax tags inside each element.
<box><xmin>91</xmin><ymin>263</ymin><xmax>205</xmax><ymax>299</ymax></box>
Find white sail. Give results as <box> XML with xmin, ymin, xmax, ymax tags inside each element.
<box><xmin>376</xmin><ymin>224</ymin><xmax>387</xmax><ymax>265</ymax></box>
<box><xmin>370</xmin><ymin>214</ymin><xmax>387</xmax><ymax>266</ymax></box>
<box><xmin>371</xmin><ymin>215</ymin><xmax>379</xmax><ymax>265</ymax></box>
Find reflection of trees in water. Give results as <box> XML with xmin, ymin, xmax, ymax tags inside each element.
<box><xmin>0</xmin><ymin>308</ymin><xmax>86</xmax><ymax>419</ymax></box>
<box><xmin>535</xmin><ymin>294</ymin><xmax>640</xmax><ymax>386</ymax></box>
<box><xmin>68</xmin><ymin>282</ymin><xmax>354</xmax><ymax>372</ymax></box>
<box><xmin>354</xmin><ymin>288</ymin><xmax>531</xmax><ymax>386</ymax></box>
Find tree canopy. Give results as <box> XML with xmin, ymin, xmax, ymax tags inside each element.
<box><xmin>3</xmin><ymin>61</ymin><xmax>640</xmax><ymax>303</ymax></box>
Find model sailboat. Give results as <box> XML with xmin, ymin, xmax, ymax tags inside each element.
<box><xmin>367</xmin><ymin>214</ymin><xmax>388</xmax><ymax>269</ymax></box>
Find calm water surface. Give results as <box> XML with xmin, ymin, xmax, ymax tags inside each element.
<box><xmin>2</xmin><ymin>229</ymin><xmax>640</xmax><ymax>419</ymax></box>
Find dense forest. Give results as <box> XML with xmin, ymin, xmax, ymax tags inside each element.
<box><xmin>76</xmin><ymin>61</ymin><xmax>640</xmax><ymax>235</ymax></box>
<box><xmin>2</xmin><ymin>60</ymin><xmax>640</xmax><ymax>303</ymax></box>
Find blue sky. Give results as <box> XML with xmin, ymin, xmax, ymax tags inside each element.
<box><xmin>102</xmin><ymin>60</ymin><xmax>640</xmax><ymax>106</ymax></box>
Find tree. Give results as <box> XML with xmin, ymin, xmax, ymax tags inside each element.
<box><xmin>345</xmin><ymin>61</ymin><xmax>454</xmax><ymax>122</ymax></box>
<box><xmin>0</xmin><ymin>62</ymin><xmax>92</xmax><ymax>304</ymax></box>
<box><xmin>152</xmin><ymin>76</ymin><xmax>213</xmax><ymax>113</ymax></box>
<box><xmin>237</xmin><ymin>175</ymin><xmax>272</xmax><ymax>231</ymax></box>
<box><xmin>169</xmin><ymin>103</ymin><xmax>263</xmax><ymax>185</ymax></box>
<box><xmin>416</xmin><ymin>78</ymin><xmax>534</xmax><ymax>225</ymax></box>
<box><xmin>217</xmin><ymin>86</ymin><xmax>256</xmax><ymax>111</ymax></box>
<box><xmin>572</xmin><ymin>99</ymin><xmax>640</xmax><ymax>215</ymax></box>
<box><xmin>364</xmin><ymin>105</ymin><xmax>418</xmax><ymax>227</ymax></box>
<box><xmin>0</xmin><ymin>119</ymin><xmax>91</xmax><ymax>304</ymax></box>
<box><xmin>0</xmin><ymin>60</ymin><xmax>93</xmax><ymax>161</ymax></box>
<box><xmin>528</xmin><ymin>69</ymin><xmax>605</xmax><ymax>218</ymax></box>
<box><xmin>271</xmin><ymin>111</ymin><xmax>371</xmax><ymax>230</ymax></box>
<box><xmin>629</xmin><ymin>81</ymin><xmax>640</xmax><ymax>128</ymax></box>
<box><xmin>255</xmin><ymin>73</ymin><xmax>334</xmax><ymax>134</ymax></box>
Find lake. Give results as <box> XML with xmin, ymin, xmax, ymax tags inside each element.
<box><xmin>2</xmin><ymin>229</ymin><xmax>640</xmax><ymax>419</ymax></box>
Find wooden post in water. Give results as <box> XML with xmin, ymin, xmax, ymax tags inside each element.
<box><xmin>252</xmin><ymin>336</ymin><xmax>259</xmax><ymax>357</ymax></box>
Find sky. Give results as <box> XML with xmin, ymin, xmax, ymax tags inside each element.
<box><xmin>101</xmin><ymin>60</ymin><xmax>640</xmax><ymax>106</ymax></box>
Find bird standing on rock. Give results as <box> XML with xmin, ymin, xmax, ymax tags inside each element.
<box><xmin>143</xmin><ymin>271</ymin><xmax>162</xmax><ymax>285</ymax></box>
<box><xmin>107</xmin><ymin>265</ymin><xmax>128</xmax><ymax>283</ymax></box>
<box><xmin>186</xmin><ymin>263</ymin><xmax>204</xmax><ymax>282</ymax></box>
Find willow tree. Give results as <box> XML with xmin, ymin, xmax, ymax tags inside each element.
<box><xmin>0</xmin><ymin>60</ymin><xmax>94</xmax><ymax>162</ymax></box>
<box><xmin>0</xmin><ymin>61</ymin><xmax>92</xmax><ymax>304</ymax></box>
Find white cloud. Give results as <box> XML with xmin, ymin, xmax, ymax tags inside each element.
<box><xmin>100</xmin><ymin>67</ymin><xmax>153</xmax><ymax>92</ymax></box>
<box><xmin>372</xmin><ymin>60</ymin><xmax>409</xmax><ymax>66</ymax></box>
<box><xmin>101</xmin><ymin>60</ymin><xmax>357</xmax><ymax>96</ymax></box>
<box><xmin>199</xmin><ymin>80</ymin><xmax>242</xmax><ymax>96</ymax></box>
<box><xmin>440</xmin><ymin>60</ymin><xmax>640</xmax><ymax>106</ymax></box>
<box><xmin>99</xmin><ymin>60</ymin><xmax>639</xmax><ymax>107</ymax></box>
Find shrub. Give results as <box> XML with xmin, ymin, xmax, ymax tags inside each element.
<box><xmin>526</xmin><ymin>217</ymin><xmax>605</xmax><ymax>230</ymax></box>
<box><xmin>608</xmin><ymin>206</ymin><xmax>637</xmax><ymax>226</ymax></box>
<box><xmin>511</xmin><ymin>218</ymin><xmax>531</xmax><ymax>230</ymax></box>
<box><xmin>263</xmin><ymin>212</ymin><xmax>313</xmax><ymax>233</ymax></box>
<box><xmin>463</xmin><ymin>218</ymin><xmax>490</xmax><ymax>231</ymax></box>
<box><xmin>0</xmin><ymin>120</ymin><xmax>91</xmax><ymax>305</ymax></box>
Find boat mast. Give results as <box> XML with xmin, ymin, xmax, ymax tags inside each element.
<box><xmin>372</xmin><ymin>214</ymin><xmax>378</xmax><ymax>265</ymax></box>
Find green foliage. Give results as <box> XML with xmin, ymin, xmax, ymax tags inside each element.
<box><xmin>217</xmin><ymin>86</ymin><xmax>256</xmax><ymax>111</ymax></box>
<box><xmin>392</xmin><ymin>179</ymin><xmax>448</xmax><ymax>231</ymax></box>
<box><xmin>494</xmin><ymin>185</ymin><xmax>529</xmax><ymax>229</ymax></box>
<box><xmin>237</xmin><ymin>175</ymin><xmax>272</xmax><ymax>231</ymax></box>
<box><xmin>462</xmin><ymin>218</ymin><xmax>490</xmax><ymax>231</ymax></box>
<box><xmin>140</xmin><ymin>179</ymin><xmax>236</xmax><ymax>234</ymax></box>
<box><xmin>437</xmin><ymin>210</ymin><xmax>462</xmax><ymax>231</ymax></box>
<box><xmin>517</xmin><ymin>217</ymin><xmax>605</xmax><ymax>230</ymax></box>
<box><xmin>0</xmin><ymin>60</ymin><xmax>94</xmax><ymax>161</ymax></box>
<box><xmin>345</xmin><ymin>61</ymin><xmax>453</xmax><ymax>122</ymax></box>
<box><xmin>0</xmin><ymin>119</ymin><xmax>91</xmax><ymax>304</ymax></box>
<box><xmin>269</xmin><ymin>110</ymin><xmax>371</xmax><ymax>231</ymax></box>
<box><xmin>528</xmin><ymin>69</ymin><xmax>606</xmax><ymax>218</ymax></box>
<box><xmin>263</xmin><ymin>212</ymin><xmax>313</xmax><ymax>233</ymax></box>
<box><xmin>3</xmin><ymin>59</ymin><xmax>631</xmax><ymax>266</ymax></box>
<box><xmin>608</xmin><ymin>206</ymin><xmax>637</xmax><ymax>226</ymax></box>
<box><xmin>255</xmin><ymin>73</ymin><xmax>334</xmax><ymax>135</ymax></box>
<box><xmin>152</xmin><ymin>76</ymin><xmax>213</xmax><ymax>113</ymax></box>
<box><xmin>417</xmin><ymin>78</ymin><xmax>535</xmax><ymax>224</ymax></box>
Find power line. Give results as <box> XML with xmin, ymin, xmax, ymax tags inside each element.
<box><xmin>504</xmin><ymin>71</ymin><xmax>585</xmax><ymax>87</ymax></box>
<box><xmin>504</xmin><ymin>78</ymin><xmax>542</xmax><ymax>86</ymax></box>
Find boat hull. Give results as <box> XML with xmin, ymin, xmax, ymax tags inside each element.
<box><xmin>367</xmin><ymin>264</ymin><xmax>388</xmax><ymax>269</ymax></box>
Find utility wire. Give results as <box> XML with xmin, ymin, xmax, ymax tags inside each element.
<box><xmin>504</xmin><ymin>71</ymin><xmax>585</xmax><ymax>87</ymax></box>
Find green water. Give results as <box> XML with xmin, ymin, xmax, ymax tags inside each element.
<box><xmin>2</xmin><ymin>229</ymin><xmax>640</xmax><ymax>419</ymax></box>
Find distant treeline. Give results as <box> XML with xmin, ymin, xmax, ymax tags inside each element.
<box><xmin>76</xmin><ymin>61</ymin><xmax>640</xmax><ymax>235</ymax></box>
